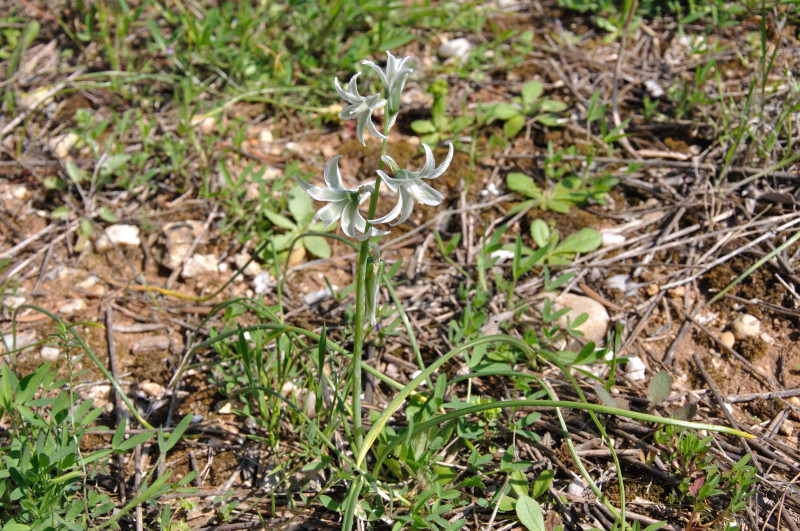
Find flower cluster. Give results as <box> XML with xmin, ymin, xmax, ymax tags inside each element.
<box><xmin>295</xmin><ymin>50</ymin><xmax>452</xmax><ymax>242</ymax></box>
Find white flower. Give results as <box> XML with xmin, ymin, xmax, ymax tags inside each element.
<box><xmin>370</xmin><ymin>142</ymin><xmax>454</xmax><ymax>226</ymax></box>
<box><xmin>363</xmin><ymin>51</ymin><xmax>414</xmax><ymax>125</ymax></box>
<box><xmin>334</xmin><ymin>74</ymin><xmax>387</xmax><ymax>146</ymax></box>
<box><xmin>295</xmin><ymin>156</ymin><xmax>387</xmax><ymax>241</ymax></box>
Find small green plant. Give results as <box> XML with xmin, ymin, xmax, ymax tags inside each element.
<box><xmin>483</xmin><ymin>80</ymin><xmax>568</xmax><ymax>138</ymax></box>
<box><xmin>653</xmin><ymin>424</ymin><xmax>758</xmax><ymax>528</ymax></box>
<box><xmin>528</xmin><ymin>219</ymin><xmax>602</xmax><ymax>265</ymax></box>
<box><xmin>410</xmin><ymin>78</ymin><xmax>474</xmax><ymax>146</ymax></box>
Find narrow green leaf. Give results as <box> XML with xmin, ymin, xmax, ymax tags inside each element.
<box><xmin>509</xmin><ymin>469</ymin><xmax>529</xmax><ymax>499</ymax></box>
<box><xmin>163</xmin><ymin>413</ymin><xmax>192</xmax><ymax>453</ymax></box>
<box><xmin>116</xmin><ymin>431</ymin><xmax>155</xmax><ymax>452</ymax></box>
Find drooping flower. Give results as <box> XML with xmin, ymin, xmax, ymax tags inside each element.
<box><xmin>370</xmin><ymin>142</ymin><xmax>454</xmax><ymax>226</ymax></box>
<box><xmin>295</xmin><ymin>156</ymin><xmax>387</xmax><ymax>241</ymax></box>
<box><xmin>334</xmin><ymin>74</ymin><xmax>387</xmax><ymax>146</ymax></box>
<box><xmin>362</xmin><ymin>51</ymin><xmax>414</xmax><ymax>127</ymax></box>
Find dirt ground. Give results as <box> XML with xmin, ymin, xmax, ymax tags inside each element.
<box><xmin>2</xmin><ymin>1</ymin><xmax>800</xmax><ymax>529</ymax></box>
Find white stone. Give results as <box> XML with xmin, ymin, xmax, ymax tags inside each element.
<box><xmin>132</xmin><ymin>335</ymin><xmax>169</xmax><ymax>354</ymax></box>
<box><xmin>87</xmin><ymin>384</ymin><xmax>110</xmax><ymax>400</ymax></box>
<box><xmin>58</xmin><ymin>299</ymin><xmax>87</xmax><ymax>315</ymax></box>
<box><xmin>600</xmin><ymin>232</ymin><xmax>626</xmax><ymax>248</ymax></box>
<box><xmin>76</xmin><ymin>275</ymin><xmax>99</xmax><ymax>290</ymax></box>
<box><xmin>643</xmin><ymin>78</ymin><xmax>665</xmax><ymax>98</ymax></box>
<box><xmin>161</xmin><ymin>220</ymin><xmax>204</xmax><ymax>270</ymax></box>
<box><xmin>551</xmin><ymin>293</ymin><xmax>610</xmax><ymax>345</ymax></box>
<box><xmin>94</xmin><ymin>224</ymin><xmax>141</xmax><ymax>253</ymax></box>
<box><xmin>138</xmin><ymin>381</ymin><xmax>164</xmax><ymax>398</ymax></box>
<box><xmin>303</xmin><ymin>287</ymin><xmax>333</xmax><ymax>305</ymax></box>
<box><xmin>3</xmin><ymin>295</ymin><xmax>27</xmax><ymax>311</ymax></box>
<box><xmin>489</xmin><ymin>249</ymin><xmax>515</xmax><ymax>264</ymax></box>
<box><xmin>438</xmin><ymin>38</ymin><xmax>472</xmax><ymax>61</ymax></box>
<box><xmin>1</xmin><ymin>330</ymin><xmax>37</xmax><ymax>352</ymax></box>
<box><xmin>181</xmin><ymin>254</ymin><xmax>218</xmax><ymax>278</ymax></box>
<box><xmin>625</xmin><ymin>356</ymin><xmax>647</xmax><ymax>382</ymax></box>
<box><xmin>40</xmin><ymin>346</ymin><xmax>61</xmax><ymax>361</ymax></box>
<box><xmin>234</xmin><ymin>252</ymin><xmax>262</xmax><ymax>277</ymax></box>
<box><xmin>567</xmin><ymin>478</ymin><xmax>585</xmax><ymax>496</ymax></box>
<box><xmin>252</xmin><ymin>271</ymin><xmax>273</xmax><ymax>295</ymax></box>
<box><xmin>50</xmin><ymin>132</ymin><xmax>79</xmax><ymax>159</ymax></box>
<box><xmin>730</xmin><ymin>314</ymin><xmax>760</xmax><ymax>340</ymax></box>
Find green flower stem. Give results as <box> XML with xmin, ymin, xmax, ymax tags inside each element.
<box><xmin>351</xmin><ymin>121</ymin><xmax>392</xmax><ymax>458</ymax></box>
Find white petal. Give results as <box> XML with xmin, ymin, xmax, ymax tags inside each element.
<box><xmin>340</xmin><ymin>202</ymin><xmax>358</xmax><ymax>238</ymax></box>
<box><xmin>392</xmin><ymin>189</ymin><xmax>416</xmax><ymax>225</ymax></box>
<box><xmin>426</xmin><ymin>141</ymin><xmax>454</xmax><ymax>180</ymax></box>
<box><xmin>413</xmin><ymin>182</ymin><xmax>444</xmax><ymax>206</ymax></box>
<box><xmin>370</xmin><ymin>197</ymin><xmax>403</xmax><ymax>225</ymax></box>
<box><xmin>318</xmin><ymin>201</ymin><xmax>346</xmax><ymax>227</ymax></box>
<box><xmin>323</xmin><ymin>156</ymin><xmax>345</xmax><ymax>190</ymax></box>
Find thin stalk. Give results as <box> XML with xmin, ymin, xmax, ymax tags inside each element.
<box><xmin>351</xmin><ymin>117</ymin><xmax>392</xmax><ymax>458</ymax></box>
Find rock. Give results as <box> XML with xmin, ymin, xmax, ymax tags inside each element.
<box><xmin>625</xmin><ymin>356</ymin><xmax>646</xmax><ymax>382</ymax></box>
<box><xmin>438</xmin><ymin>38</ymin><xmax>472</xmax><ymax>61</ymax></box>
<box><xmin>644</xmin><ymin>284</ymin><xmax>659</xmax><ymax>296</ymax></box>
<box><xmin>161</xmin><ymin>220</ymin><xmax>205</xmax><ymax>270</ymax></box>
<box><xmin>58</xmin><ymin>299</ymin><xmax>87</xmax><ymax>315</ymax></box>
<box><xmin>567</xmin><ymin>478</ymin><xmax>585</xmax><ymax>496</ymax></box>
<box><xmin>50</xmin><ymin>132</ymin><xmax>79</xmax><ymax>159</ymax></box>
<box><xmin>303</xmin><ymin>287</ymin><xmax>334</xmax><ymax>305</ymax></box>
<box><xmin>138</xmin><ymin>381</ymin><xmax>164</xmax><ymax>398</ymax></box>
<box><xmin>667</xmin><ymin>285</ymin><xmax>686</xmax><ymax>299</ymax></box>
<box><xmin>719</xmin><ymin>331</ymin><xmax>735</xmax><ymax>349</ymax></box>
<box><xmin>234</xmin><ymin>252</ymin><xmax>262</xmax><ymax>277</ymax></box>
<box><xmin>132</xmin><ymin>335</ymin><xmax>170</xmax><ymax>355</ymax></box>
<box><xmin>181</xmin><ymin>254</ymin><xmax>218</xmax><ymax>278</ymax></box>
<box><xmin>730</xmin><ymin>314</ymin><xmax>760</xmax><ymax>340</ymax></box>
<box><xmin>3</xmin><ymin>295</ymin><xmax>27</xmax><ymax>312</ymax></box>
<box><xmin>1</xmin><ymin>330</ymin><xmax>38</xmax><ymax>353</ymax></box>
<box><xmin>551</xmin><ymin>293</ymin><xmax>610</xmax><ymax>345</ymax></box>
<box><xmin>600</xmin><ymin>232</ymin><xmax>626</xmax><ymax>248</ymax></box>
<box><xmin>252</xmin><ymin>272</ymin><xmax>273</xmax><ymax>295</ymax></box>
<box><xmin>95</xmin><ymin>224</ymin><xmax>141</xmax><ymax>253</ymax></box>
<box><xmin>40</xmin><ymin>346</ymin><xmax>61</xmax><ymax>361</ymax></box>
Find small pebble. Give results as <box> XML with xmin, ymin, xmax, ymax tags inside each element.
<box><xmin>138</xmin><ymin>381</ymin><xmax>164</xmax><ymax>398</ymax></box>
<box><xmin>567</xmin><ymin>478</ymin><xmax>585</xmax><ymax>496</ymax></box>
<box><xmin>181</xmin><ymin>253</ymin><xmax>218</xmax><ymax>278</ymax></box>
<box><xmin>132</xmin><ymin>335</ymin><xmax>170</xmax><ymax>355</ymax></box>
<box><xmin>40</xmin><ymin>346</ymin><xmax>61</xmax><ymax>361</ymax></box>
<box><xmin>625</xmin><ymin>356</ymin><xmax>647</xmax><ymax>382</ymax></box>
<box><xmin>600</xmin><ymin>232</ymin><xmax>626</xmax><ymax>248</ymax></box>
<box><xmin>94</xmin><ymin>224</ymin><xmax>141</xmax><ymax>253</ymax></box>
<box><xmin>667</xmin><ymin>285</ymin><xmax>686</xmax><ymax>299</ymax></box>
<box><xmin>58</xmin><ymin>299</ymin><xmax>87</xmax><ymax>315</ymax></box>
<box><xmin>731</xmin><ymin>314</ymin><xmax>760</xmax><ymax>340</ymax></box>
<box><xmin>438</xmin><ymin>38</ymin><xmax>472</xmax><ymax>61</ymax></box>
<box><xmin>644</xmin><ymin>284</ymin><xmax>659</xmax><ymax>296</ymax></box>
<box><xmin>719</xmin><ymin>331</ymin><xmax>735</xmax><ymax>349</ymax></box>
